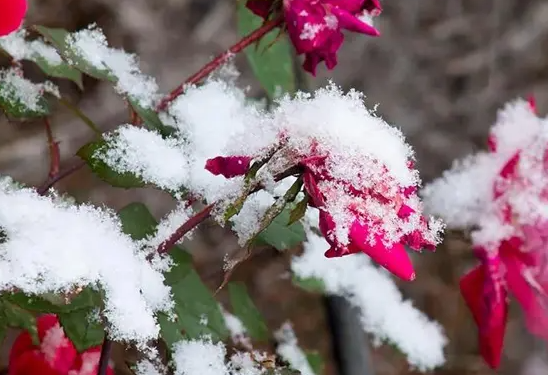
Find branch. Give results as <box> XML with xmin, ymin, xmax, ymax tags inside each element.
<box><xmin>156</xmin><ymin>16</ymin><xmax>283</xmax><ymax>111</ymax></box>
<box><xmin>156</xmin><ymin>204</ymin><xmax>214</xmax><ymax>255</ymax></box>
<box><xmin>97</xmin><ymin>335</ymin><xmax>112</xmax><ymax>375</ymax></box>
<box><xmin>44</xmin><ymin>118</ymin><xmax>60</xmax><ymax>180</ymax></box>
<box><xmin>155</xmin><ymin>165</ymin><xmax>303</xmax><ymax>256</ymax></box>
<box><xmin>36</xmin><ymin>160</ymin><xmax>86</xmax><ymax>196</ymax></box>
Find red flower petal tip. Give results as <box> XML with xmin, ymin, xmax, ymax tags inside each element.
<box><xmin>0</xmin><ymin>0</ymin><xmax>27</xmax><ymax>37</ymax></box>
<box><xmin>205</xmin><ymin>156</ymin><xmax>252</xmax><ymax>178</ymax></box>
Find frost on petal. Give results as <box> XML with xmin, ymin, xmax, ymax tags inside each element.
<box><xmin>0</xmin><ymin>178</ymin><xmax>172</xmax><ymax>344</ymax></box>
<box><xmin>292</xmin><ymin>217</ymin><xmax>447</xmax><ymax>370</ymax></box>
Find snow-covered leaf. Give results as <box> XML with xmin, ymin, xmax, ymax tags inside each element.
<box><xmin>34</xmin><ymin>26</ymin><xmax>114</xmax><ymax>81</ymax></box>
<box><xmin>78</xmin><ymin>139</ymin><xmax>145</xmax><ymax>188</ymax></box>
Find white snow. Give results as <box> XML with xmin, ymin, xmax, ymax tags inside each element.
<box><xmin>0</xmin><ymin>177</ymin><xmax>172</xmax><ymax>344</ymax></box>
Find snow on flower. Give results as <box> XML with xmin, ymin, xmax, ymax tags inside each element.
<box><xmin>292</xmin><ymin>211</ymin><xmax>447</xmax><ymax>371</ymax></box>
<box><xmin>0</xmin><ymin>178</ymin><xmax>172</xmax><ymax>343</ymax></box>
<box><xmin>66</xmin><ymin>25</ymin><xmax>159</xmax><ymax>108</ymax></box>
<box><xmin>246</xmin><ymin>0</ymin><xmax>381</xmax><ymax>75</ymax></box>
<box><xmin>0</xmin><ymin>0</ymin><xmax>27</xmax><ymax>37</ymax></box>
<box><xmin>274</xmin><ymin>322</ymin><xmax>315</xmax><ymax>375</ymax></box>
<box><xmin>96</xmin><ymin>77</ymin><xmax>442</xmax><ymax>279</ymax></box>
<box><xmin>422</xmin><ymin>98</ymin><xmax>548</xmax><ymax>368</ymax></box>
<box><xmin>9</xmin><ymin>314</ymin><xmax>114</xmax><ymax>375</ymax></box>
<box><xmin>206</xmin><ymin>82</ymin><xmax>443</xmax><ymax>280</ymax></box>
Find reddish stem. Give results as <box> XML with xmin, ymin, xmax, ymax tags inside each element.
<box><xmin>156</xmin><ymin>204</ymin><xmax>215</xmax><ymax>255</ymax></box>
<box><xmin>37</xmin><ymin>161</ymin><xmax>86</xmax><ymax>196</ymax></box>
<box><xmin>44</xmin><ymin>118</ymin><xmax>61</xmax><ymax>180</ymax></box>
<box><xmin>156</xmin><ymin>165</ymin><xmax>302</xmax><ymax>256</ymax></box>
<box><xmin>156</xmin><ymin>16</ymin><xmax>283</xmax><ymax>111</ymax></box>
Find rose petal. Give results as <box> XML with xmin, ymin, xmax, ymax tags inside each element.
<box><xmin>330</xmin><ymin>7</ymin><xmax>379</xmax><ymax>35</ymax></box>
<box><xmin>9</xmin><ymin>350</ymin><xmax>60</xmax><ymax>375</ymax></box>
<box><xmin>303</xmin><ymin>171</ymin><xmax>325</xmax><ymax>207</ymax></box>
<box><xmin>205</xmin><ymin>156</ymin><xmax>252</xmax><ymax>178</ymax></box>
<box><xmin>69</xmin><ymin>347</ymin><xmax>115</xmax><ymax>375</ymax></box>
<box><xmin>503</xmin><ymin>251</ymin><xmax>548</xmax><ymax>342</ymax></box>
<box><xmin>245</xmin><ymin>0</ymin><xmax>274</xmax><ymax>19</ymax></box>
<box><xmin>349</xmin><ymin>221</ymin><xmax>416</xmax><ymax>281</ymax></box>
<box><xmin>460</xmin><ymin>265</ymin><xmax>507</xmax><ymax>369</ymax></box>
<box><xmin>0</xmin><ymin>0</ymin><xmax>27</xmax><ymax>37</ymax></box>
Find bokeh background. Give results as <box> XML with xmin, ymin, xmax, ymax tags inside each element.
<box><xmin>1</xmin><ymin>0</ymin><xmax>547</xmax><ymax>374</ymax></box>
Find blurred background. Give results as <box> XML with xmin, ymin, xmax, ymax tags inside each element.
<box><xmin>1</xmin><ymin>0</ymin><xmax>547</xmax><ymax>374</ymax></box>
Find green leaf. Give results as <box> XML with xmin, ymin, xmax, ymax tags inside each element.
<box><xmin>4</xmin><ymin>288</ymin><xmax>100</xmax><ymax>314</ymax></box>
<box><xmin>157</xmin><ymin>312</ymin><xmax>184</xmax><ymax>348</ymax></box>
<box><xmin>33</xmin><ymin>56</ymin><xmax>84</xmax><ymax>89</ymax></box>
<box><xmin>169</xmin><ymin>270</ymin><xmax>229</xmax><ymax>342</ymax></box>
<box><xmin>117</xmin><ymin>202</ymin><xmax>193</xmax><ymax>281</ymax></box>
<box><xmin>77</xmin><ymin>140</ymin><xmax>145</xmax><ymax>189</ymax></box>
<box><xmin>0</xmin><ymin>324</ymin><xmax>6</xmax><ymax>344</ymax></box>
<box><xmin>237</xmin><ymin>3</ymin><xmax>295</xmax><ymax>98</ymax></box>
<box><xmin>0</xmin><ymin>77</ymin><xmax>50</xmax><ymax>118</ymax></box>
<box><xmin>255</xmin><ymin>208</ymin><xmax>305</xmax><ymax>250</ymax></box>
<box><xmin>288</xmin><ymin>195</ymin><xmax>308</xmax><ymax>226</ymax></box>
<box><xmin>292</xmin><ymin>276</ymin><xmax>326</xmax><ymax>293</ymax></box>
<box><xmin>128</xmin><ymin>98</ymin><xmax>177</xmax><ymax>138</ymax></box>
<box><xmin>5</xmin><ymin>293</ymin><xmax>61</xmax><ymax>313</ymax></box>
<box><xmin>306</xmin><ymin>351</ymin><xmax>324</xmax><ymax>375</ymax></box>
<box><xmin>228</xmin><ymin>282</ymin><xmax>268</xmax><ymax>341</ymax></box>
<box><xmin>58</xmin><ymin>308</ymin><xmax>104</xmax><ymax>351</ymax></box>
<box><xmin>0</xmin><ymin>300</ymin><xmax>38</xmax><ymax>343</ymax></box>
<box><xmin>164</xmin><ymin>250</ymin><xmax>193</xmax><ymax>285</ymax></box>
<box><xmin>34</xmin><ymin>26</ymin><xmax>114</xmax><ymax>82</ymax></box>
<box><xmin>118</xmin><ymin>202</ymin><xmax>158</xmax><ymax>240</ymax></box>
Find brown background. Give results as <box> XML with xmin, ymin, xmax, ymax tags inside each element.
<box><xmin>1</xmin><ymin>0</ymin><xmax>548</xmax><ymax>374</ymax></box>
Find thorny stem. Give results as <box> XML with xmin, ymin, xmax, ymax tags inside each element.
<box><xmin>156</xmin><ymin>16</ymin><xmax>283</xmax><ymax>111</ymax></box>
<box><xmin>156</xmin><ymin>165</ymin><xmax>303</xmax><ymax>256</ymax></box>
<box><xmin>97</xmin><ymin>336</ymin><xmax>112</xmax><ymax>375</ymax></box>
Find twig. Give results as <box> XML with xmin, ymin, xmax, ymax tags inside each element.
<box><xmin>156</xmin><ymin>204</ymin><xmax>215</xmax><ymax>255</ymax></box>
<box><xmin>156</xmin><ymin>16</ymin><xmax>283</xmax><ymax>111</ymax></box>
<box><xmin>36</xmin><ymin>160</ymin><xmax>86</xmax><ymax>196</ymax></box>
<box><xmin>44</xmin><ymin>118</ymin><xmax>60</xmax><ymax>180</ymax></box>
<box><xmin>97</xmin><ymin>336</ymin><xmax>112</xmax><ymax>375</ymax></box>
<box><xmin>58</xmin><ymin>98</ymin><xmax>102</xmax><ymax>136</ymax></box>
